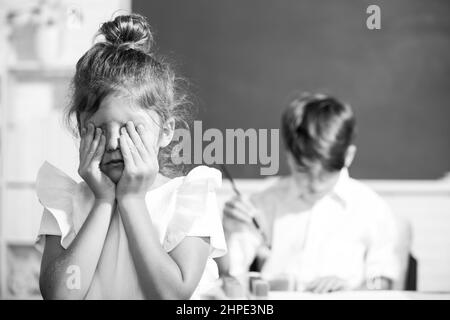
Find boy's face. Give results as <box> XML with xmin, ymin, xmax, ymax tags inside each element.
<box><xmin>79</xmin><ymin>94</ymin><xmax>162</xmax><ymax>183</ymax></box>
<box><xmin>287</xmin><ymin>153</ymin><xmax>341</xmax><ymax>204</ymax></box>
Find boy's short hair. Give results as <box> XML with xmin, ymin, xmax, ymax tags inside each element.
<box><xmin>281</xmin><ymin>93</ymin><xmax>356</xmax><ymax>172</ymax></box>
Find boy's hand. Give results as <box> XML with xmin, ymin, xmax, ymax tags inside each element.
<box><xmin>78</xmin><ymin>123</ymin><xmax>115</xmax><ymax>202</ymax></box>
<box><xmin>305</xmin><ymin>276</ymin><xmax>349</xmax><ymax>294</ymax></box>
<box><xmin>116</xmin><ymin>121</ymin><xmax>159</xmax><ymax>202</ymax></box>
<box><xmin>223</xmin><ymin>195</ymin><xmax>261</xmax><ymax>233</ymax></box>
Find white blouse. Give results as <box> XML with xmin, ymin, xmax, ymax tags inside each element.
<box><xmin>227</xmin><ymin>170</ymin><xmax>409</xmax><ymax>290</ymax></box>
<box><xmin>35</xmin><ymin>162</ymin><xmax>227</xmax><ymax>299</ymax></box>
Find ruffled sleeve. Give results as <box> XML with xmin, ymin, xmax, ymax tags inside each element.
<box><xmin>35</xmin><ymin>162</ymin><xmax>78</xmax><ymax>252</ymax></box>
<box><xmin>162</xmin><ymin>166</ymin><xmax>227</xmax><ymax>258</ymax></box>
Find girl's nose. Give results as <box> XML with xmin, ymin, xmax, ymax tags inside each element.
<box><xmin>105</xmin><ymin>126</ymin><xmax>121</xmax><ymax>151</ymax></box>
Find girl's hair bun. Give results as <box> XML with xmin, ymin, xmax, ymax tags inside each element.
<box><xmin>98</xmin><ymin>14</ymin><xmax>154</xmax><ymax>54</ymax></box>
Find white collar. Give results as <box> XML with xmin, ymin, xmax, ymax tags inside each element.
<box><xmin>329</xmin><ymin>168</ymin><xmax>351</xmax><ymax>208</ymax></box>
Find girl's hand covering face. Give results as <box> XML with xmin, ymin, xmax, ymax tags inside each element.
<box><xmin>78</xmin><ymin>123</ymin><xmax>116</xmax><ymax>201</ymax></box>
<box><xmin>116</xmin><ymin>121</ymin><xmax>159</xmax><ymax>201</ymax></box>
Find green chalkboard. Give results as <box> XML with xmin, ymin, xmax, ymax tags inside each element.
<box><xmin>134</xmin><ymin>0</ymin><xmax>450</xmax><ymax>179</ymax></box>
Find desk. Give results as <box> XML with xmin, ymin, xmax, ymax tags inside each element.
<box><xmin>198</xmin><ymin>280</ymin><xmax>450</xmax><ymax>300</ymax></box>
<box><xmin>268</xmin><ymin>291</ymin><xmax>450</xmax><ymax>300</ymax></box>
<box><xmin>200</xmin><ymin>277</ymin><xmax>450</xmax><ymax>300</ymax></box>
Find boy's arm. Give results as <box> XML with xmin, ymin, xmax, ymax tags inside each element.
<box><xmin>219</xmin><ymin>194</ymin><xmax>270</xmax><ymax>277</ymax></box>
<box><xmin>39</xmin><ymin>199</ymin><xmax>115</xmax><ymax>299</ymax></box>
<box><xmin>364</xmin><ymin>200</ymin><xmax>407</xmax><ymax>290</ymax></box>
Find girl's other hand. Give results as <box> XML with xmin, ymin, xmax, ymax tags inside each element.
<box><xmin>116</xmin><ymin>121</ymin><xmax>159</xmax><ymax>202</ymax></box>
<box><xmin>78</xmin><ymin>123</ymin><xmax>115</xmax><ymax>202</ymax></box>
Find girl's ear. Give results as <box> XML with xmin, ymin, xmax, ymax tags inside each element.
<box><xmin>159</xmin><ymin>117</ymin><xmax>175</xmax><ymax>148</ymax></box>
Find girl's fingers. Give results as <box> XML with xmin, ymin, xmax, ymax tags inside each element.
<box><xmin>119</xmin><ymin>131</ymin><xmax>135</xmax><ymax>169</ymax></box>
<box><xmin>79</xmin><ymin>127</ymin><xmax>87</xmax><ymax>162</ymax></box>
<box><xmin>91</xmin><ymin>134</ymin><xmax>106</xmax><ymax>165</ymax></box>
<box><xmin>136</xmin><ymin>124</ymin><xmax>158</xmax><ymax>157</ymax></box>
<box><xmin>85</xmin><ymin>128</ymin><xmax>102</xmax><ymax>164</ymax></box>
<box><xmin>126</xmin><ymin>122</ymin><xmax>149</xmax><ymax>161</ymax></box>
<box><xmin>79</xmin><ymin>127</ymin><xmax>86</xmax><ymax>149</ymax></box>
<box><xmin>121</xmin><ymin>127</ymin><xmax>143</xmax><ymax>165</ymax></box>
<box><xmin>81</xmin><ymin>123</ymin><xmax>95</xmax><ymax>160</ymax></box>
<box><xmin>84</xmin><ymin>123</ymin><xmax>95</xmax><ymax>149</ymax></box>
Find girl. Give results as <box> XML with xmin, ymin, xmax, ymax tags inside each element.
<box><xmin>36</xmin><ymin>14</ymin><xmax>226</xmax><ymax>299</ymax></box>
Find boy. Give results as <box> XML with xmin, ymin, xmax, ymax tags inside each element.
<box><xmin>221</xmin><ymin>93</ymin><xmax>409</xmax><ymax>293</ymax></box>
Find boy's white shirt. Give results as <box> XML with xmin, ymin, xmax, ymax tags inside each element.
<box><xmin>227</xmin><ymin>169</ymin><xmax>411</xmax><ymax>290</ymax></box>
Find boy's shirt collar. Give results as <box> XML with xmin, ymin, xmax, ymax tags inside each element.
<box><xmin>285</xmin><ymin>168</ymin><xmax>351</xmax><ymax>210</ymax></box>
<box><xmin>328</xmin><ymin>168</ymin><xmax>351</xmax><ymax>209</ymax></box>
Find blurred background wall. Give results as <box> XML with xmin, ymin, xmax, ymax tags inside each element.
<box><xmin>133</xmin><ymin>0</ymin><xmax>450</xmax><ymax>180</ymax></box>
